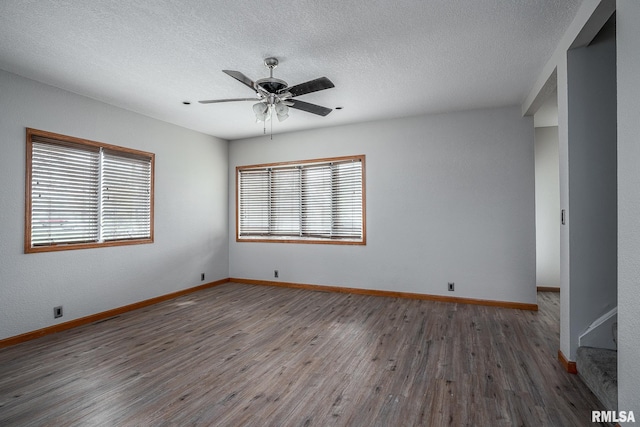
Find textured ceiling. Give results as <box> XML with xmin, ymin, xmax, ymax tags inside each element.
<box><xmin>0</xmin><ymin>0</ymin><xmax>582</xmax><ymax>140</ymax></box>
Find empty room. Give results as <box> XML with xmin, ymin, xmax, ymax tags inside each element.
<box><xmin>1</xmin><ymin>0</ymin><xmax>639</xmax><ymax>425</ymax></box>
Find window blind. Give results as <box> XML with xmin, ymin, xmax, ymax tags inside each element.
<box><xmin>301</xmin><ymin>164</ymin><xmax>332</xmax><ymax>237</ymax></box>
<box><xmin>31</xmin><ymin>139</ymin><xmax>100</xmax><ymax>246</ymax></box>
<box><xmin>238</xmin><ymin>169</ymin><xmax>270</xmax><ymax>235</ymax></box>
<box><xmin>238</xmin><ymin>156</ymin><xmax>364</xmax><ymax>242</ymax></box>
<box><xmin>271</xmin><ymin>167</ymin><xmax>301</xmax><ymax>236</ymax></box>
<box><xmin>331</xmin><ymin>161</ymin><xmax>363</xmax><ymax>238</ymax></box>
<box><xmin>101</xmin><ymin>150</ymin><xmax>152</xmax><ymax>241</ymax></box>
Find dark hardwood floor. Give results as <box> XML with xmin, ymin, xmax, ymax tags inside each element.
<box><xmin>0</xmin><ymin>283</ymin><xmax>602</xmax><ymax>426</ymax></box>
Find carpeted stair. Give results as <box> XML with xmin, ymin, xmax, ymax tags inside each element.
<box><xmin>576</xmin><ymin>322</ymin><xmax>617</xmax><ymax>411</ymax></box>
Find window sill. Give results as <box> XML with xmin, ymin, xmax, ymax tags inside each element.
<box><xmin>236</xmin><ymin>236</ymin><xmax>365</xmax><ymax>245</ymax></box>
<box><xmin>25</xmin><ymin>238</ymin><xmax>154</xmax><ymax>254</ymax></box>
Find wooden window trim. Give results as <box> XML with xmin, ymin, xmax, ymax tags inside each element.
<box><xmin>25</xmin><ymin>128</ymin><xmax>155</xmax><ymax>253</ymax></box>
<box><xmin>235</xmin><ymin>154</ymin><xmax>366</xmax><ymax>245</ymax></box>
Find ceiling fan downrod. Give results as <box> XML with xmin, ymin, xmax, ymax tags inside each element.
<box><xmin>264</xmin><ymin>57</ymin><xmax>278</xmax><ymax>78</ymax></box>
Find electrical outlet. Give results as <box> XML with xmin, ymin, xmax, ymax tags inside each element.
<box><xmin>274</xmin><ymin>270</ymin><xmax>279</xmax><ymax>278</ymax></box>
<box><xmin>54</xmin><ymin>306</ymin><xmax>63</xmax><ymax>318</ymax></box>
<box><xmin>448</xmin><ymin>282</ymin><xmax>455</xmax><ymax>292</ymax></box>
<box><xmin>201</xmin><ymin>273</ymin><xmax>205</xmax><ymax>281</ymax></box>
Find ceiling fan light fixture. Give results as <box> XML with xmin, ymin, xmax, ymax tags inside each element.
<box><xmin>253</xmin><ymin>102</ymin><xmax>269</xmax><ymax>122</ymax></box>
<box><xmin>275</xmin><ymin>103</ymin><xmax>289</xmax><ymax>122</ymax></box>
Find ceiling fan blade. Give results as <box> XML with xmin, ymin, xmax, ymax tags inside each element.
<box><xmin>198</xmin><ymin>98</ymin><xmax>259</xmax><ymax>104</ymax></box>
<box><xmin>222</xmin><ymin>70</ymin><xmax>256</xmax><ymax>91</ymax></box>
<box><xmin>283</xmin><ymin>77</ymin><xmax>335</xmax><ymax>97</ymax></box>
<box><xmin>288</xmin><ymin>99</ymin><xmax>332</xmax><ymax>116</ymax></box>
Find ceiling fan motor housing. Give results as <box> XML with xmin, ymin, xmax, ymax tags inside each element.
<box><xmin>256</xmin><ymin>77</ymin><xmax>288</xmax><ymax>94</ymax></box>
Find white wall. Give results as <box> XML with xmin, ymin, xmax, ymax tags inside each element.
<box><xmin>229</xmin><ymin>107</ymin><xmax>536</xmax><ymax>304</ymax></box>
<box><xmin>557</xmin><ymin>53</ymin><xmax>572</xmax><ymax>361</ymax></box>
<box><xmin>617</xmin><ymin>0</ymin><xmax>640</xmax><ymax>415</ymax></box>
<box><xmin>0</xmin><ymin>70</ymin><xmax>229</xmax><ymax>341</ymax></box>
<box><xmin>566</xmin><ymin>15</ymin><xmax>617</xmax><ymax>360</ymax></box>
<box><xmin>528</xmin><ymin>0</ymin><xmax>616</xmax><ymax>369</ymax></box>
<box><xmin>534</xmin><ymin>126</ymin><xmax>560</xmax><ymax>288</ymax></box>
<box><xmin>533</xmin><ymin>91</ymin><xmax>559</xmax><ymax>128</ymax></box>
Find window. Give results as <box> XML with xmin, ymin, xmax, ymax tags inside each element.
<box><xmin>25</xmin><ymin>128</ymin><xmax>154</xmax><ymax>253</ymax></box>
<box><xmin>237</xmin><ymin>155</ymin><xmax>365</xmax><ymax>244</ymax></box>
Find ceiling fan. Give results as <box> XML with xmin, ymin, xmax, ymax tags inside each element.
<box><xmin>199</xmin><ymin>57</ymin><xmax>335</xmax><ymax>123</ymax></box>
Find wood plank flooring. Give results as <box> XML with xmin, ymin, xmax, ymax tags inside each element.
<box><xmin>0</xmin><ymin>284</ymin><xmax>603</xmax><ymax>426</ymax></box>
